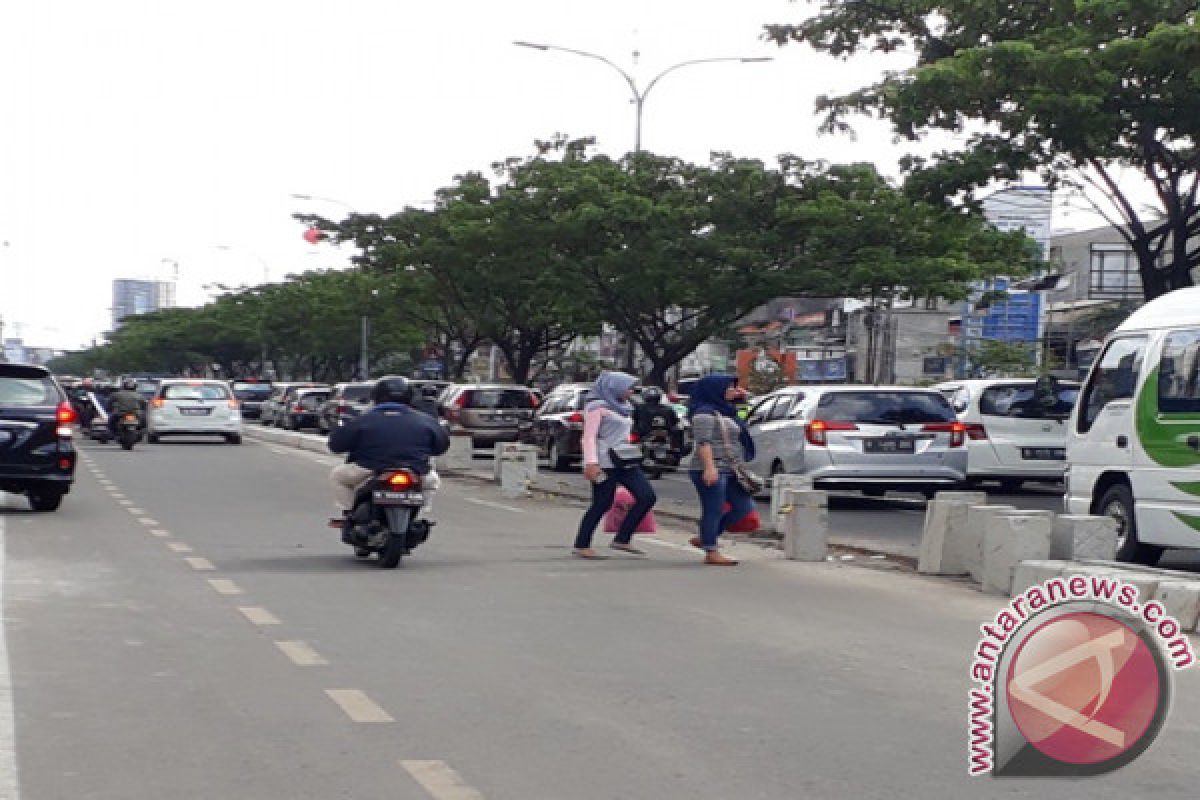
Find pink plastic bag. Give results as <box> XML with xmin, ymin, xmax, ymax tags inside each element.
<box><xmin>724</xmin><ymin>502</ymin><xmax>762</xmax><ymax>534</ymax></box>
<box><xmin>603</xmin><ymin>486</ymin><xmax>658</xmax><ymax>534</ymax></box>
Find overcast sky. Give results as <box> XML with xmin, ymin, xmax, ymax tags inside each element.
<box><xmin>0</xmin><ymin>0</ymin><xmax>1076</xmax><ymax>350</ymax></box>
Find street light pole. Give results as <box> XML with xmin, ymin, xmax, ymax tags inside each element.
<box><xmin>513</xmin><ymin>41</ymin><xmax>771</xmax><ymax>154</ymax></box>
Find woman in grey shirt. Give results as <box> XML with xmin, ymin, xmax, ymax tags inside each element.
<box><xmin>687</xmin><ymin>375</ymin><xmax>755</xmax><ymax>566</ymax></box>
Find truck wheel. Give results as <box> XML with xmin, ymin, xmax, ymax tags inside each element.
<box><xmin>1100</xmin><ymin>483</ymin><xmax>1163</xmax><ymax>566</ymax></box>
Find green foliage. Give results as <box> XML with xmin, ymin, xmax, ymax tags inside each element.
<box><xmin>767</xmin><ymin>1</ymin><xmax>1200</xmax><ymax>299</ymax></box>
<box><xmin>970</xmin><ymin>340</ymin><xmax>1037</xmax><ymax>378</ymax></box>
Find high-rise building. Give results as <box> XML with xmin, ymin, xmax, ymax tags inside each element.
<box><xmin>111</xmin><ymin>279</ymin><xmax>176</xmax><ymax>329</ymax></box>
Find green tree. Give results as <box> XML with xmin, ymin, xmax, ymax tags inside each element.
<box><xmin>767</xmin><ymin>1</ymin><xmax>1200</xmax><ymax>299</ymax></box>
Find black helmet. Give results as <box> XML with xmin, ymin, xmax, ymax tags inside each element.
<box><xmin>642</xmin><ymin>387</ymin><xmax>663</xmax><ymax>405</ymax></box>
<box><xmin>372</xmin><ymin>376</ymin><xmax>412</xmax><ymax>405</ymax></box>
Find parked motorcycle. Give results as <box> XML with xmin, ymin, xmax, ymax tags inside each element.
<box><xmin>117</xmin><ymin>412</ymin><xmax>142</xmax><ymax>450</ymax></box>
<box><xmin>332</xmin><ymin>467</ymin><xmax>433</xmax><ymax>568</ymax></box>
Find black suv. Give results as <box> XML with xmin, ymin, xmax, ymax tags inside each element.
<box><xmin>230</xmin><ymin>380</ymin><xmax>274</xmax><ymax>420</ymax></box>
<box><xmin>0</xmin><ymin>363</ymin><xmax>77</xmax><ymax>511</ymax></box>
<box><xmin>519</xmin><ymin>383</ymin><xmax>591</xmax><ymax>471</ymax></box>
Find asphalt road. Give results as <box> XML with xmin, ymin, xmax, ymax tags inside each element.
<box><xmin>2</xmin><ymin>436</ymin><xmax>1199</xmax><ymax>799</ymax></box>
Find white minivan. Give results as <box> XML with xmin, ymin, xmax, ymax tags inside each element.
<box><xmin>1066</xmin><ymin>287</ymin><xmax>1200</xmax><ymax>565</ymax></box>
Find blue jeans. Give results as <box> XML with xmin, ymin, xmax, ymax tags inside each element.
<box><xmin>689</xmin><ymin>470</ymin><xmax>755</xmax><ymax>551</ymax></box>
<box><xmin>575</xmin><ymin>466</ymin><xmax>657</xmax><ymax>549</ymax></box>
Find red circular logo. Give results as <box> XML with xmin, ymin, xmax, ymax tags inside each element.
<box><xmin>1006</xmin><ymin>611</ymin><xmax>1161</xmax><ymax>765</ymax></box>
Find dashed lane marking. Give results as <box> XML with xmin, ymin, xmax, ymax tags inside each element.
<box><xmin>238</xmin><ymin>607</ymin><xmax>281</xmax><ymax>626</ymax></box>
<box><xmin>185</xmin><ymin>557</ymin><xmax>216</xmax><ymax>571</ymax></box>
<box><xmin>149</xmin><ymin>529</ymin><xmax>170</xmax><ymax>538</ymax></box>
<box><xmin>207</xmin><ymin>579</ymin><xmax>243</xmax><ymax>595</ymax></box>
<box><xmin>138</xmin><ymin>518</ymin><xmax>160</xmax><ymax>527</ymax></box>
<box><xmin>641</xmin><ymin>537</ymin><xmax>701</xmax><ymax>553</ymax></box>
<box><xmin>401</xmin><ymin>760</ymin><xmax>486</xmax><ymax>800</ymax></box>
<box><xmin>0</xmin><ymin>518</ymin><xmax>20</xmax><ymax>799</ymax></box>
<box><xmin>325</xmin><ymin>690</ymin><xmax>393</xmax><ymax>723</ymax></box>
<box><xmin>167</xmin><ymin>542</ymin><xmax>193</xmax><ymax>553</ymax></box>
<box><xmin>128</xmin><ymin>507</ymin><xmax>146</xmax><ymax>515</ymax></box>
<box><xmin>464</xmin><ymin>498</ymin><xmax>524</xmax><ymax>514</ymax></box>
<box><xmin>275</xmin><ymin>641</ymin><xmax>328</xmax><ymax>666</ymax></box>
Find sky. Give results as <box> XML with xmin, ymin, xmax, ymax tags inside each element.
<box><xmin>0</xmin><ymin>1</ymin><xmax>1101</xmax><ymax>351</ymax></box>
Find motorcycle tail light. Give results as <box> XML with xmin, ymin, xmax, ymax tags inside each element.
<box><xmin>382</xmin><ymin>470</ymin><xmax>421</xmax><ymax>489</ymax></box>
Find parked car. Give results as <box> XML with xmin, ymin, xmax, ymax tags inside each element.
<box><xmin>1066</xmin><ymin>287</ymin><xmax>1200</xmax><ymax>565</ymax></box>
<box><xmin>277</xmin><ymin>387</ymin><xmax>331</xmax><ymax>431</ymax></box>
<box><xmin>936</xmin><ymin>378</ymin><xmax>1080</xmax><ymax>490</ymax></box>
<box><xmin>439</xmin><ymin>384</ymin><xmax>539</xmax><ymax>448</ymax></box>
<box><xmin>0</xmin><ymin>363</ymin><xmax>76</xmax><ymax>511</ymax></box>
<box><xmin>519</xmin><ymin>383</ymin><xmax>592</xmax><ymax>471</ymax></box>
<box><xmin>260</xmin><ymin>382</ymin><xmax>322</xmax><ymax>426</ymax></box>
<box><xmin>318</xmin><ymin>382</ymin><xmax>374</xmax><ymax>433</ymax></box>
<box><xmin>230</xmin><ymin>380</ymin><xmax>274</xmax><ymax>420</ymax></box>
<box><xmin>743</xmin><ymin>385</ymin><xmax>968</xmax><ymax>498</ymax></box>
<box><xmin>147</xmin><ymin>379</ymin><xmax>243</xmax><ymax>444</ymax></box>
<box><xmin>134</xmin><ymin>377</ymin><xmax>164</xmax><ymax>402</ymax></box>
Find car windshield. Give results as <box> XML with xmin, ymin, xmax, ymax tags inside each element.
<box><xmin>979</xmin><ymin>384</ymin><xmax>1079</xmax><ymax>420</ymax></box>
<box><xmin>342</xmin><ymin>386</ymin><xmax>372</xmax><ymax>402</ymax></box>
<box><xmin>0</xmin><ymin>377</ymin><xmax>58</xmax><ymax>407</ymax></box>
<box><xmin>816</xmin><ymin>391</ymin><xmax>956</xmax><ymax>425</ymax></box>
<box><xmin>163</xmin><ymin>384</ymin><xmax>230</xmax><ymax>401</ymax></box>
<box><xmin>467</xmin><ymin>389</ymin><xmax>535</xmax><ymax>409</ymax></box>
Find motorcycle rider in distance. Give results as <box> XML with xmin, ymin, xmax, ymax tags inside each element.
<box><xmin>632</xmin><ymin>387</ymin><xmax>683</xmax><ymax>452</ymax></box>
<box><xmin>108</xmin><ymin>378</ymin><xmax>146</xmax><ymax>438</ymax></box>
<box><xmin>327</xmin><ymin>376</ymin><xmax>450</xmax><ymax>521</ymax></box>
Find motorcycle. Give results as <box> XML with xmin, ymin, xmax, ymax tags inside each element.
<box><xmin>117</xmin><ymin>412</ymin><xmax>143</xmax><ymax>450</ymax></box>
<box><xmin>635</xmin><ymin>426</ymin><xmax>684</xmax><ymax>480</ymax></box>
<box><xmin>332</xmin><ymin>467</ymin><xmax>433</xmax><ymax>568</ymax></box>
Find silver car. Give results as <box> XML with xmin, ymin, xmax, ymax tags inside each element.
<box><xmin>745</xmin><ymin>385</ymin><xmax>968</xmax><ymax>498</ymax></box>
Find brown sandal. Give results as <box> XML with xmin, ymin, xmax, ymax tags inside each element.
<box><xmin>704</xmin><ymin>552</ymin><xmax>739</xmax><ymax>566</ymax></box>
<box><xmin>610</xmin><ymin>543</ymin><xmax>645</xmax><ymax>556</ymax></box>
<box><xmin>573</xmin><ymin>548</ymin><xmax>607</xmax><ymax>560</ymax></box>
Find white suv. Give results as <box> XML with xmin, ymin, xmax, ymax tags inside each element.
<box><xmin>935</xmin><ymin>378</ymin><xmax>1079</xmax><ymax>490</ymax></box>
<box><xmin>147</xmin><ymin>379</ymin><xmax>243</xmax><ymax>444</ymax></box>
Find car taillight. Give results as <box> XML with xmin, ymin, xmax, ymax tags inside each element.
<box><xmin>337</xmin><ymin>404</ymin><xmax>349</xmax><ymax>415</ymax></box>
<box><xmin>228</xmin><ymin>399</ymin><xmax>240</xmax><ymax>410</ymax></box>
<box><xmin>805</xmin><ymin>420</ymin><xmax>858</xmax><ymax>447</ymax></box>
<box><xmin>293</xmin><ymin>404</ymin><xmax>304</xmax><ymax>413</ymax></box>
<box><xmin>964</xmin><ymin>423</ymin><xmax>988</xmax><ymax>441</ymax></box>
<box><xmin>455</xmin><ymin>392</ymin><xmax>471</xmax><ymax>408</ymax></box>
<box><xmin>629</xmin><ymin>432</ymin><xmax>640</xmax><ymax>443</ymax></box>
<box><xmin>151</xmin><ymin>398</ymin><xmax>164</xmax><ymax>409</ymax></box>
<box><xmin>55</xmin><ymin>401</ymin><xmax>76</xmax><ymax>425</ymax></box>
<box><xmin>57</xmin><ymin>457</ymin><xmax>73</xmax><ymax>470</ymax></box>
<box><xmin>922</xmin><ymin>421</ymin><xmax>968</xmax><ymax>448</ymax></box>
<box><xmin>382</xmin><ymin>469</ymin><xmax>421</xmax><ymax>489</ymax></box>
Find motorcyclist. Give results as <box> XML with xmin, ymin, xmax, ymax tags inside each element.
<box><xmin>108</xmin><ymin>378</ymin><xmax>146</xmax><ymax>437</ymax></box>
<box><xmin>327</xmin><ymin>376</ymin><xmax>450</xmax><ymax>518</ymax></box>
<box><xmin>633</xmin><ymin>387</ymin><xmax>683</xmax><ymax>452</ymax></box>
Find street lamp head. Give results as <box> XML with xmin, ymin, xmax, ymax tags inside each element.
<box><xmin>290</xmin><ymin>193</ymin><xmax>314</xmax><ymax>201</ymax></box>
<box><xmin>513</xmin><ymin>40</ymin><xmax>549</xmax><ymax>50</ymax></box>
<box><xmin>739</xmin><ymin>57</ymin><xmax>774</xmax><ymax>63</ymax></box>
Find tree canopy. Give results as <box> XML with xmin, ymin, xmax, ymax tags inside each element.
<box><xmin>767</xmin><ymin>1</ymin><xmax>1200</xmax><ymax>299</ymax></box>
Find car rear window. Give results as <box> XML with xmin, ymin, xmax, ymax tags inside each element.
<box><xmin>0</xmin><ymin>377</ymin><xmax>59</xmax><ymax>407</ymax></box>
<box><xmin>980</xmin><ymin>384</ymin><xmax>1079</xmax><ymax>419</ymax></box>
<box><xmin>163</xmin><ymin>384</ymin><xmax>231</xmax><ymax>401</ymax></box>
<box><xmin>232</xmin><ymin>384</ymin><xmax>272</xmax><ymax>399</ymax></box>
<box><xmin>342</xmin><ymin>386</ymin><xmax>372</xmax><ymax>402</ymax></box>
<box><xmin>816</xmin><ymin>391</ymin><xmax>956</xmax><ymax>424</ymax></box>
<box><xmin>464</xmin><ymin>389</ymin><xmax>535</xmax><ymax>409</ymax></box>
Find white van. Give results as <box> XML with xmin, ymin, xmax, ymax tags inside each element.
<box><xmin>1065</xmin><ymin>287</ymin><xmax>1200</xmax><ymax>565</ymax></box>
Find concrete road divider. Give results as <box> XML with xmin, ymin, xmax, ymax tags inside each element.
<box><xmin>1010</xmin><ymin>559</ymin><xmax>1070</xmax><ymax>596</ymax></box>
<box><xmin>498</xmin><ymin>444</ymin><xmax>538</xmax><ymax>499</ymax></box>
<box><xmin>962</xmin><ymin>505</ymin><xmax>1016</xmax><ymax>582</ymax></box>
<box><xmin>441</xmin><ymin>434</ymin><xmax>474</xmax><ymax>472</ymax></box>
<box><xmin>917</xmin><ymin>491</ymin><xmax>988</xmax><ymax>575</ymax></box>
<box><xmin>781</xmin><ymin>489</ymin><xmax>828</xmax><ymax>562</ymax></box>
<box><xmin>769</xmin><ymin>475</ymin><xmax>812</xmax><ymax>533</ymax></box>
<box><xmin>1049</xmin><ymin>514</ymin><xmax>1118</xmax><ymax>561</ymax></box>
<box><xmin>981</xmin><ymin>512</ymin><xmax>1053</xmax><ymax>595</ymax></box>
<box><xmin>1153</xmin><ymin>582</ymin><xmax>1200</xmax><ymax>632</ymax></box>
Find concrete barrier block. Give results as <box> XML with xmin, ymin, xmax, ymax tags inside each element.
<box><xmin>960</xmin><ymin>505</ymin><xmax>1016</xmax><ymax>583</ymax></box>
<box><xmin>299</xmin><ymin>435</ymin><xmax>328</xmax><ymax>454</ymax></box>
<box><xmin>917</xmin><ymin>491</ymin><xmax>988</xmax><ymax>575</ymax></box>
<box><xmin>1153</xmin><ymin>582</ymin><xmax>1200</xmax><ymax>632</ymax></box>
<box><xmin>982</xmin><ymin>513</ymin><xmax>1054</xmax><ymax>595</ymax></box>
<box><xmin>1050</xmin><ymin>514</ymin><xmax>1118</xmax><ymax>561</ymax></box>
<box><xmin>498</xmin><ymin>444</ymin><xmax>538</xmax><ymax>498</ymax></box>
<box><xmin>781</xmin><ymin>489</ymin><xmax>828</xmax><ymax>561</ymax></box>
<box><xmin>770</xmin><ymin>475</ymin><xmax>812</xmax><ymax>533</ymax></box>
<box><xmin>441</xmin><ymin>434</ymin><xmax>474</xmax><ymax>472</ymax></box>
<box><xmin>1010</xmin><ymin>560</ymin><xmax>1071</xmax><ymax>597</ymax></box>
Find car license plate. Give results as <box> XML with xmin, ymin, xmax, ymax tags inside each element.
<box><xmin>372</xmin><ymin>490</ymin><xmax>424</xmax><ymax>505</ymax></box>
<box><xmin>863</xmin><ymin>437</ymin><xmax>915</xmax><ymax>454</ymax></box>
<box><xmin>180</xmin><ymin>407</ymin><xmax>211</xmax><ymax>416</ymax></box>
<box><xmin>1022</xmin><ymin>447</ymin><xmax>1065</xmax><ymax>460</ymax></box>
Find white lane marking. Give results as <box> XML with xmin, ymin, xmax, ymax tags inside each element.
<box><xmin>275</xmin><ymin>641</ymin><xmax>328</xmax><ymax>666</ymax></box>
<box><xmin>138</xmin><ymin>518</ymin><xmax>159</xmax><ymax>527</ymax></box>
<box><xmin>0</xmin><ymin>518</ymin><xmax>21</xmax><ymax>798</ymax></box>
<box><xmin>464</xmin><ymin>498</ymin><xmax>524</xmax><ymax>514</ymax></box>
<box><xmin>401</xmin><ymin>760</ymin><xmax>485</xmax><ymax>800</ymax></box>
<box><xmin>325</xmin><ymin>690</ymin><xmax>393</xmax><ymax>723</ymax></box>
<box><xmin>127</xmin><ymin>508</ymin><xmax>146</xmax><ymax>515</ymax></box>
<box><xmin>167</xmin><ymin>542</ymin><xmax>193</xmax><ymax>553</ymax></box>
<box><xmin>185</xmin><ymin>557</ymin><xmax>215</xmax><ymax>571</ymax></box>
<box><xmin>207</xmin><ymin>579</ymin><xmax>243</xmax><ymax>595</ymax></box>
<box><xmin>149</xmin><ymin>529</ymin><xmax>171</xmax><ymax>538</ymax></box>
<box><xmin>238</xmin><ymin>607</ymin><xmax>281</xmax><ymax>626</ymax></box>
<box><xmin>640</xmin><ymin>537</ymin><xmax>700</xmax><ymax>553</ymax></box>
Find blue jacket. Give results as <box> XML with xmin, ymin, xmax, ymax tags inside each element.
<box><xmin>327</xmin><ymin>403</ymin><xmax>450</xmax><ymax>473</ymax></box>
